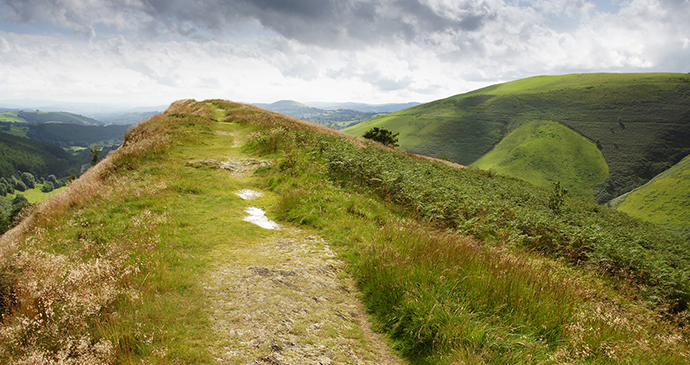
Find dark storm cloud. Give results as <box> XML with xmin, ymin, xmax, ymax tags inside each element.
<box><xmin>229</xmin><ymin>0</ymin><xmax>494</xmax><ymax>47</ymax></box>
<box><xmin>0</xmin><ymin>0</ymin><xmax>494</xmax><ymax>47</ymax></box>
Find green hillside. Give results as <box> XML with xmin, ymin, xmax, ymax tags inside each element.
<box><xmin>344</xmin><ymin>73</ymin><xmax>690</xmax><ymax>202</ymax></box>
<box><xmin>26</xmin><ymin>123</ymin><xmax>130</xmax><ymax>147</ymax></box>
<box><xmin>14</xmin><ymin>110</ymin><xmax>101</xmax><ymax>125</ymax></box>
<box><xmin>2</xmin><ymin>100</ymin><xmax>689</xmax><ymax>364</ymax></box>
<box><xmin>610</xmin><ymin>154</ymin><xmax>690</xmax><ymax>233</ymax></box>
<box><xmin>470</xmin><ymin>120</ymin><xmax>609</xmax><ymax>196</ymax></box>
<box><xmin>0</xmin><ymin>132</ymin><xmax>82</xmax><ymax>179</ymax></box>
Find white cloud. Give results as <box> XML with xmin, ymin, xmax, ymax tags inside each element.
<box><xmin>0</xmin><ymin>0</ymin><xmax>687</xmax><ymax>105</ymax></box>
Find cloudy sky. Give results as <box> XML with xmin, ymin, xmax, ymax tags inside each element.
<box><xmin>0</xmin><ymin>0</ymin><xmax>688</xmax><ymax>106</ymax></box>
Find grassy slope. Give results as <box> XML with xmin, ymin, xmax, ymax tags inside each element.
<box><xmin>470</xmin><ymin>120</ymin><xmax>609</xmax><ymax>197</ymax></box>
<box><xmin>2</xmin><ymin>100</ymin><xmax>690</xmax><ymax>364</ymax></box>
<box><xmin>0</xmin><ymin>112</ymin><xmax>25</xmax><ymax>123</ymax></box>
<box><xmin>344</xmin><ymin>73</ymin><xmax>690</xmax><ymax>202</ymax></box>
<box><xmin>611</xmin><ymin>154</ymin><xmax>690</xmax><ymax>232</ymax></box>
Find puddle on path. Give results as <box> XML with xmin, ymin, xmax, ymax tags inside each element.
<box><xmin>243</xmin><ymin>207</ymin><xmax>280</xmax><ymax>230</ymax></box>
<box><xmin>236</xmin><ymin>189</ymin><xmax>263</xmax><ymax>200</ymax></box>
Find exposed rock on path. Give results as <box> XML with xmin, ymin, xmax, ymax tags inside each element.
<box><xmin>186</xmin><ymin>158</ymin><xmax>272</xmax><ymax>174</ymax></box>
<box><xmin>204</xmin><ymin>233</ymin><xmax>404</xmax><ymax>364</ymax></box>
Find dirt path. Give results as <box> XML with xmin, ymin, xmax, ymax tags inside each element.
<box><xmin>205</xmin><ymin>229</ymin><xmax>403</xmax><ymax>364</ymax></box>
<box><xmin>201</xmin><ymin>113</ymin><xmax>405</xmax><ymax>364</ymax></box>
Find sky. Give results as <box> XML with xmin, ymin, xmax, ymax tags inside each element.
<box><xmin>0</xmin><ymin>0</ymin><xmax>688</xmax><ymax>107</ymax></box>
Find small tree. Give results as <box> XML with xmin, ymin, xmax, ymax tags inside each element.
<box><xmin>90</xmin><ymin>147</ymin><xmax>103</xmax><ymax>166</ymax></box>
<box><xmin>362</xmin><ymin>127</ymin><xmax>400</xmax><ymax>147</ymax></box>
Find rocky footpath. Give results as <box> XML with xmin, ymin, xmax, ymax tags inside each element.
<box><xmin>204</xmin><ymin>232</ymin><xmax>404</xmax><ymax>365</ymax></box>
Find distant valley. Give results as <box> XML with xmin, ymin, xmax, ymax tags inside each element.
<box><xmin>0</xmin><ymin>108</ymin><xmax>148</xmax><ymax>214</ymax></box>
<box><xmin>253</xmin><ymin>100</ymin><xmax>420</xmax><ymax>129</ymax></box>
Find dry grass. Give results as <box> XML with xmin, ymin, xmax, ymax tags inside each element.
<box><xmin>0</xmin><ymin>100</ymin><xmax>216</xmax><ymax>364</ymax></box>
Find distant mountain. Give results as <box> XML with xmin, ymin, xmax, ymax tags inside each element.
<box><xmin>90</xmin><ymin>111</ymin><xmax>160</xmax><ymax>125</ymax></box>
<box><xmin>304</xmin><ymin>101</ymin><xmax>422</xmax><ymax>113</ymax></box>
<box><xmin>344</xmin><ymin>73</ymin><xmax>690</xmax><ymax>203</ymax></box>
<box><xmin>253</xmin><ymin>100</ymin><xmax>380</xmax><ymax>129</ymax></box>
<box><xmin>0</xmin><ymin>100</ymin><xmax>165</xmax><ymax>125</ymax></box>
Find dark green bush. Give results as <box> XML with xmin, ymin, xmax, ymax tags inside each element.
<box><xmin>13</xmin><ymin>180</ymin><xmax>26</xmax><ymax>192</ymax></box>
<box><xmin>41</xmin><ymin>181</ymin><xmax>54</xmax><ymax>193</ymax></box>
<box><xmin>20</xmin><ymin>172</ymin><xmax>35</xmax><ymax>189</ymax></box>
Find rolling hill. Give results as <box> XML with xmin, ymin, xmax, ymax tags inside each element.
<box><xmin>609</xmin><ymin>154</ymin><xmax>690</xmax><ymax>234</ymax></box>
<box><xmin>2</xmin><ymin>100</ymin><xmax>689</xmax><ymax>364</ymax></box>
<box><xmin>470</xmin><ymin>119</ymin><xmax>609</xmax><ymax>196</ymax></box>
<box><xmin>344</xmin><ymin>73</ymin><xmax>690</xmax><ymax>202</ymax></box>
<box><xmin>13</xmin><ymin>111</ymin><xmax>102</xmax><ymax>125</ymax></box>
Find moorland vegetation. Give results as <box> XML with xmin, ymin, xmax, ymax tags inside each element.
<box><xmin>1</xmin><ymin>99</ymin><xmax>688</xmax><ymax>364</ymax></box>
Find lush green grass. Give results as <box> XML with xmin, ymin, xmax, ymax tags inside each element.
<box><xmin>239</xmin><ymin>113</ymin><xmax>690</xmax><ymax>363</ymax></box>
<box><xmin>344</xmin><ymin>73</ymin><xmax>690</xmax><ymax>203</ymax></box>
<box><xmin>612</xmin><ymin>154</ymin><xmax>690</xmax><ymax>233</ymax></box>
<box><xmin>470</xmin><ymin>120</ymin><xmax>609</xmax><ymax>197</ymax></box>
<box><xmin>7</xmin><ymin>184</ymin><xmax>67</xmax><ymax>203</ymax></box>
<box><xmin>15</xmin><ymin>110</ymin><xmax>101</xmax><ymax>125</ymax></box>
<box><xmin>0</xmin><ymin>112</ymin><xmax>24</xmax><ymax>123</ymax></box>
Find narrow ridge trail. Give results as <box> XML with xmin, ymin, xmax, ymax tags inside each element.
<box><xmin>199</xmin><ymin>107</ymin><xmax>405</xmax><ymax>364</ymax></box>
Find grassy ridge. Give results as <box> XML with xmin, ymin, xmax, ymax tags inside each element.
<box><xmin>344</xmin><ymin>73</ymin><xmax>690</xmax><ymax>203</ymax></box>
<box><xmin>470</xmin><ymin>120</ymin><xmax>609</xmax><ymax>197</ymax></box>
<box><xmin>611</xmin><ymin>154</ymin><xmax>690</xmax><ymax>233</ymax></box>
<box><xmin>2</xmin><ymin>100</ymin><xmax>689</xmax><ymax>364</ymax></box>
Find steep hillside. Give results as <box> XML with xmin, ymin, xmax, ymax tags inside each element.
<box><xmin>26</xmin><ymin>123</ymin><xmax>130</xmax><ymax>148</ymax></box>
<box><xmin>610</xmin><ymin>154</ymin><xmax>690</xmax><ymax>234</ymax></box>
<box><xmin>2</xmin><ymin>100</ymin><xmax>689</xmax><ymax>364</ymax></box>
<box><xmin>344</xmin><ymin>73</ymin><xmax>690</xmax><ymax>202</ymax></box>
<box><xmin>0</xmin><ymin>132</ymin><xmax>82</xmax><ymax>178</ymax></box>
